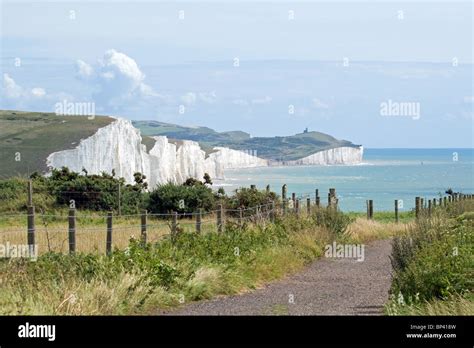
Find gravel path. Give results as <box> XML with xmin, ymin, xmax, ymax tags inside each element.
<box><xmin>163</xmin><ymin>239</ymin><xmax>393</xmax><ymax>315</ymax></box>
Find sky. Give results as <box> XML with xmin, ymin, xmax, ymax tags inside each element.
<box><xmin>0</xmin><ymin>0</ymin><xmax>473</xmax><ymax>147</ymax></box>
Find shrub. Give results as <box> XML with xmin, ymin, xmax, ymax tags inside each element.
<box><xmin>226</xmin><ymin>187</ymin><xmax>278</xmax><ymax>210</ymax></box>
<box><xmin>313</xmin><ymin>207</ymin><xmax>352</xmax><ymax>237</ymax></box>
<box><xmin>147</xmin><ymin>182</ymin><xmax>216</xmax><ymax>214</ymax></box>
<box><xmin>46</xmin><ymin>167</ymin><xmax>146</xmax><ymax>213</ymax></box>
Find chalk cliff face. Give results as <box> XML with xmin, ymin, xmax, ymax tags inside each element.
<box><xmin>47</xmin><ymin>118</ymin><xmax>363</xmax><ymax>187</ymax></box>
<box><xmin>287</xmin><ymin>146</ymin><xmax>364</xmax><ymax>166</ymax></box>
<box><xmin>46</xmin><ymin>118</ymin><xmax>268</xmax><ymax>187</ymax></box>
<box><xmin>47</xmin><ymin>118</ymin><xmax>148</xmax><ymax>185</ymax></box>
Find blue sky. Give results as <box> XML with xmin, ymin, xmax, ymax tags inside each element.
<box><xmin>1</xmin><ymin>1</ymin><xmax>473</xmax><ymax>147</ymax></box>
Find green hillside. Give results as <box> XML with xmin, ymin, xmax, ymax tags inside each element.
<box><xmin>134</xmin><ymin>120</ymin><xmax>360</xmax><ymax>161</ymax></box>
<box><xmin>0</xmin><ymin>110</ymin><xmax>157</xmax><ymax>178</ymax></box>
<box><xmin>133</xmin><ymin>121</ymin><xmax>250</xmax><ymax>143</ymax></box>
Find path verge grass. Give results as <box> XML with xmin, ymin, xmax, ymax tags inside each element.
<box><xmin>385</xmin><ymin>200</ymin><xmax>474</xmax><ymax>315</ymax></box>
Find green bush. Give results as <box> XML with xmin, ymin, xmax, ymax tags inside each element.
<box><xmin>47</xmin><ymin>167</ymin><xmax>147</xmax><ymax>213</ymax></box>
<box><xmin>226</xmin><ymin>187</ymin><xmax>277</xmax><ymax>210</ymax></box>
<box><xmin>147</xmin><ymin>182</ymin><xmax>216</xmax><ymax>214</ymax></box>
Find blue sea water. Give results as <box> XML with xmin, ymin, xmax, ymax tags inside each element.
<box><xmin>215</xmin><ymin>149</ymin><xmax>474</xmax><ymax>212</ymax></box>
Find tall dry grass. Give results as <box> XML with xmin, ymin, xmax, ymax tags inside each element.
<box><xmin>346</xmin><ymin>217</ymin><xmax>409</xmax><ymax>243</ymax></box>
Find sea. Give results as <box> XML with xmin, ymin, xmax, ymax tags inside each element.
<box><xmin>214</xmin><ymin>149</ymin><xmax>474</xmax><ymax>212</ymax></box>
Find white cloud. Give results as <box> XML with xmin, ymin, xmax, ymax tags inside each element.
<box><xmin>75</xmin><ymin>49</ymin><xmax>162</xmax><ymax>110</ymax></box>
<box><xmin>312</xmin><ymin>98</ymin><xmax>329</xmax><ymax>109</ymax></box>
<box><xmin>1</xmin><ymin>74</ymin><xmax>75</xmax><ymax>112</ymax></box>
<box><xmin>76</xmin><ymin>59</ymin><xmax>94</xmax><ymax>79</ymax></box>
<box><xmin>3</xmin><ymin>73</ymin><xmax>23</xmax><ymax>98</ymax></box>
<box><xmin>181</xmin><ymin>92</ymin><xmax>197</xmax><ymax>106</ymax></box>
<box><xmin>31</xmin><ymin>88</ymin><xmax>46</xmax><ymax>97</ymax></box>
<box><xmin>99</xmin><ymin>49</ymin><xmax>144</xmax><ymax>83</ymax></box>
<box><xmin>3</xmin><ymin>74</ymin><xmax>46</xmax><ymax>100</ymax></box>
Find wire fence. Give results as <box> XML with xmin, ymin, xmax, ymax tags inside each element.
<box><xmin>0</xmin><ymin>201</ymin><xmax>287</xmax><ymax>256</ymax></box>
<box><xmin>0</xmin><ymin>183</ymin><xmax>472</xmax><ymax>257</ymax></box>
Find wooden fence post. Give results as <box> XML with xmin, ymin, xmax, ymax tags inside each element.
<box><xmin>266</xmin><ymin>184</ymin><xmax>270</xmax><ymax>193</ymax></box>
<box><xmin>306</xmin><ymin>197</ymin><xmax>311</xmax><ymax>215</ymax></box>
<box><xmin>27</xmin><ymin>205</ymin><xmax>35</xmax><ymax>254</ymax></box>
<box><xmin>428</xmin><ymin>200</ymin><xmax>432</xmax><ymax>216</ymax></box>
<box><xmin>295</xmin><ymin>199</ymin><xmax>300</xmax><ymax>216</ymax></box>
<box><xmin>141</xmin><ymin>210</ymin><xmax>147</xmax><ymax>244</ymax></box>
<box><xmin>415</xmin><ymin>197</ymin><xmax>420</xmax><ymax>218</ymax></box>
<box><xmin>443</xmin><ymin>196</ymin><xmax>447</xmax><ymax>207</ymax></box>
<box><xmin>394</xmin><ymin>200</ymin><xmax>399</xmax><ymax>223</ymax></box>
<box><xmin>27</xmin><ymin>180</ymin><xmax>33</xmax><ymax>206</ymax></box>
<box><xmin>329</xmin><ymin>188</ymin><xmax>337</xmax><ymax>208</ymax></box>
<box><xmin>366</xmin><ymin>200</ymin><xmax>370</xmax><ymax>219</ymax></box>
<box><xmin>292</xmin><ymin>193</ymin><xmax>296</xmax><ymax>208</ymax></box>
<box><xmin>68</xmin><ymin>208</ymin><xmax>76</xmax><ymax>254</ymax></box>
<box><xmin>106</xmin><ymin>211</ymin><xmax>113</xmax><ymax>255</ymax></box>
<box><xmin>315</xmin><ymin>189</ymin><xmax>319</xmax><ymax>205</ymax></box>
<box><xmin>238</xmin><ymin>207</ymin><xmax>243</xmax><ymax>227</ymax></box>
<box><xmin>368</xmin><ymin>200</ymin><xmax>373</xmax><ymax>220</ymax></box>
<box><xmin>217</xmin><ymin>204</ymin><xmax>223</xmax><ymax>233</ymax></box>
<box><xmin>282</xmin><ymin>184</ymin><xmax>287</xmax><ymax>201</ymax></box>
<box><xmin>420</xmin><ymin>198</ymin><xmax>424</xmax><ymax>211</ymax></box>
<box><xmin>196</xmin><ymin>209</ymin><xmax>202</xmax><ymax>233</ymax></box>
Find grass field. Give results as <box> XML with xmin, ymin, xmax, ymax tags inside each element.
<box><xmin>0</xmin><ymin>110</ymin><xmax>114</xmax><ymax>178</ymax></box>
<box><xmin>347</xmin><ymin>210</ymin><xmax>415</xmax><ymax>224</ymax></box>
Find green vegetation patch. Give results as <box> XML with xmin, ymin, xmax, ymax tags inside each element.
<box><xmin>0</xmin><ymin>110</ymin><xmax>114</xmax><ymax>178</ymax></box>
<box><xmin>386</xmin><ymin>200</ymin><xmax>474</xmax><ymax>315</ymax></box>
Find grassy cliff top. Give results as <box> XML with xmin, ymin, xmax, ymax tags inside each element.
<box><xmin>134</xmin><ymin>120</ymin><xmax>360</xmax><ymax>161</ymax></box>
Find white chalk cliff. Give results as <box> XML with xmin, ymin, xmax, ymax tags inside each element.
<box><xmin>287</xmin><ymin>146</ymin><xmax>364</xmax><ymax>166</ymax></box>
<box><xmin>47</xmin><ymin>118</ymin><xmax>267</xmax><ymax>187</ymax></box>
<box><xmin>47</xmin><ymin>118</ymin><xmax>363</xmax><ymax>187</ymax></box>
